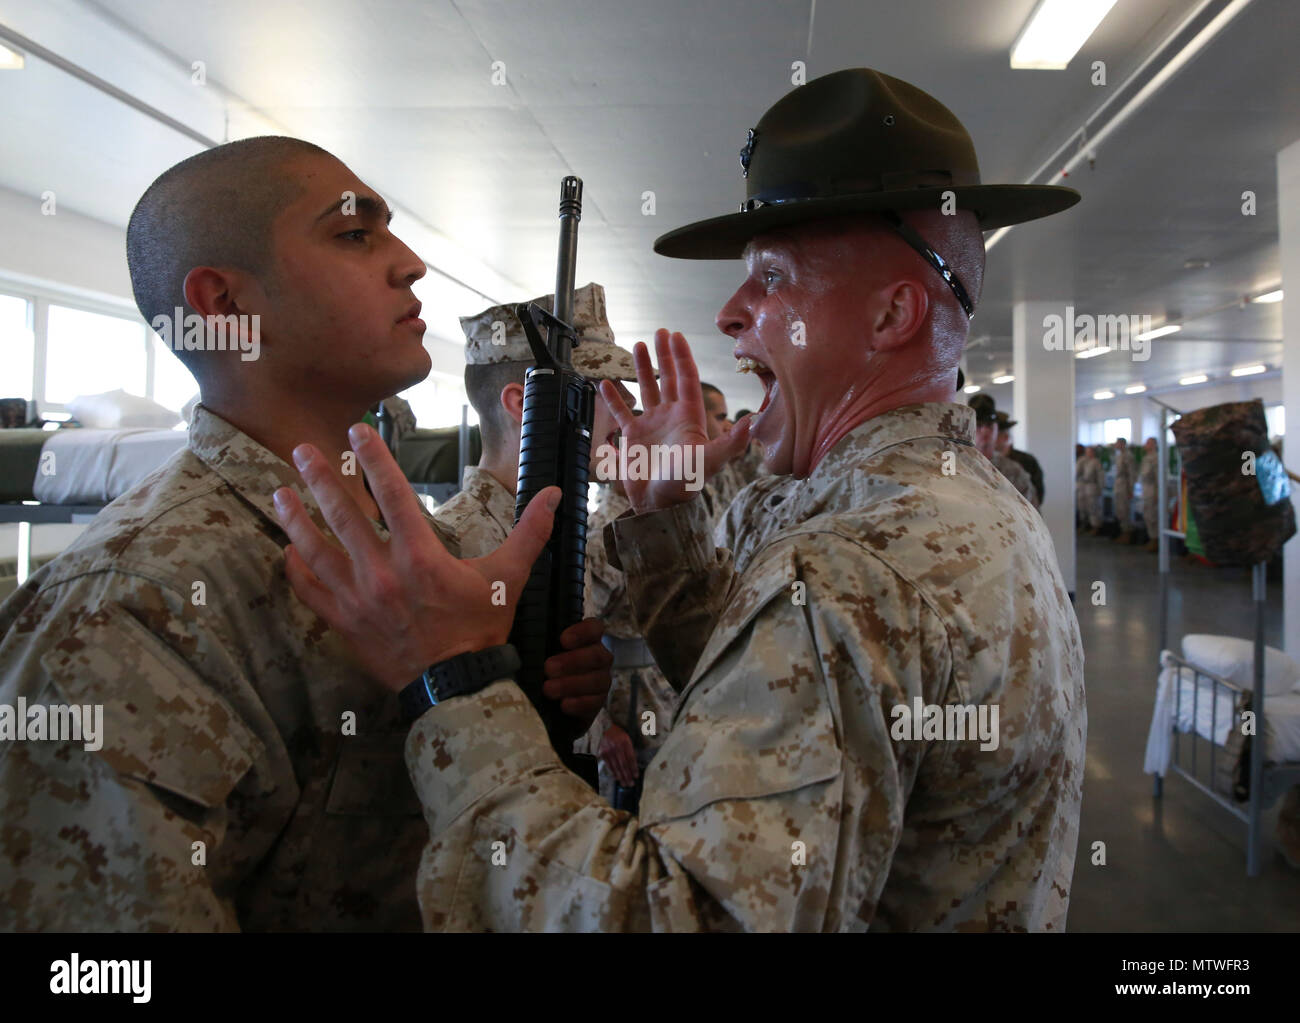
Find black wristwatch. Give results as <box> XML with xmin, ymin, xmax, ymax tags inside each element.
<box><xmin>398</xmin><ymin>644</ymin><xmax>521</xmax><ymax>724</ymax></box>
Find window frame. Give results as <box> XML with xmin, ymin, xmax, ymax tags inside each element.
<box><xmin>0</xmin><ymin>276</ymin><xmax>185</xmax><ymax>416</ymax></box>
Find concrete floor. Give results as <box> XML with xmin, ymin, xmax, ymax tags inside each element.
<box><xmin>1068</xmin><ymin>531</ymin><xmax>1300</xmax><ymax>931</ymax></box>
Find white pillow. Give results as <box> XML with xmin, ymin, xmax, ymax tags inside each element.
<box><xmin>67</xmin><ymin>389</ymin><xmax>181</xmax><ymax>430</ymax></box>
<box><xmin>1181</xmin><ymin>634</ymin><xmax>1300</xmax><ymax>696</ymax></box>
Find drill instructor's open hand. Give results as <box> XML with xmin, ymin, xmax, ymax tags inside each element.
<box><xmin>599</xmin><ymin>329</ymin><xmax>751</xmax><ymax>514</ymax></box>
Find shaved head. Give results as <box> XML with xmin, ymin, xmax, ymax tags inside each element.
<box><xmin>126</xmin><ymin>136</ymin><xmax>333</xmax><ymax>382</ymax></box>
<box><xmin>465</xmin><ymin>361</ymin><xmax>528</xmax><ymax>454</ymax></box>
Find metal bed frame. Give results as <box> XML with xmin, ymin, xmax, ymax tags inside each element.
<box><xmin>1</xmin><ymin>409</ymin><xmax>473</xmax><ymax>582</ymax></box>
<box><xmin>1149</xmin><ymin>396</ymin><xmax>1300</xmax><ymax>876</ymax></box>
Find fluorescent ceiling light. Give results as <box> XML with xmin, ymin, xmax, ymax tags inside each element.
<box><xmin>1179</xmin><ymin>374</ymin><xmax>1208</xmax><ymax>386</ymax></box>
<box><xmin>1075</xmin><ymin>345</ymin><xmax>1109</xmax><ymax>359</ymax></box>
<box><xmin>1093</xmin><ymin>390</ymin><xmax>1115</xmax><ymax>400</ymax></box>
<box><xmin>1010</xmin><ymin>0</ymin><xmax>1118</xmax><ymax>70</ymax></box>
<box><xmin>1251</xmin><ymin>289</ymin><xmax>1283</xmax><ymax>304</ymax></box>
<box><xmin>0</xmin><ymin>43</ymin><xmax>24</xmax><ymax>70</ymax></box>
<box><xmin>963</xmin><ymin>384</ymin><xmax>981</xmax><ymax>394</ymax></box>
<box><xmin>1124</xmin><ymin>384</ymin><xmax>1147</xmax><ymax>394</ymax></box>
<box><xmin>992</xmin><ymin>374</ymin><xmax>1015</xmax><ymax>385</ymax></box>
<box><xmin>1230</xmin><ymin>364</ymin><xmax>1266</xmax><ymax>377</ymax></box>
<box><xmin>1135</xmin><ymin>324</ymin><xmax>1181</xmax><ymax>341</ymax></box>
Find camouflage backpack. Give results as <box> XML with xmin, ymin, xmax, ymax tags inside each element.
<box><xmin>1170</xmin><ymin>399</ymin><xmax>1294</xmax><ymax>565</ymax></box>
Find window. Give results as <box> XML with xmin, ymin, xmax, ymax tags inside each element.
<box><xmin>2</xmin><ymin>283</ymin><xmax>200</xmax><ymax>416</ymax></box>
<box><xmin>44</xmin><ymin>303</ymin><xmax>148</xmax><ymax>405</ymax></box>
<box><xmin>401</xmin><ymin>370</ymin><xmax>477</xmax><ymax>429</ymax></box>
<box><xmin>1102</xmin><ymin>417</ymin><xmax>1132</xmax><ymax>445</ymax></box>
<box><xmin>0</xmin><ymin>293</ymin><xmax>34</xmax><ymax>400</ymax></box>
<box><xmin>1265</xmin><ymin>403</ymin><xmax>1285</xmax><ymax>440</ymax></box>
<box><xmin>150</xmin><ymin>335</ymin><xmax>200</xmax><ymax>414</ymax></box>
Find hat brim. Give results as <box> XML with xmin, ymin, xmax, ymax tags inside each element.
<box><xmin>653</xmin><ymin>184</ymin><xmax>1080</xmax><ymax>259</ymax></box>
<box><xmin>570</xmin><ymin>341</ymin><xmax>644</xmax><ymax>382</ymax></box>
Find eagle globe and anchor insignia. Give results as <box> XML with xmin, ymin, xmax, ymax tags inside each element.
<box><xmin>739</xmin><ymin>128</ymin><xmax>757</xmax><ymax>179</ymax></box>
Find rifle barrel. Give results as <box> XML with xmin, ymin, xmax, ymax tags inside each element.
<box><xmin>552</xmin><ymin>176</ymin><xmax>583</xmax><ymax>363</ymax></box>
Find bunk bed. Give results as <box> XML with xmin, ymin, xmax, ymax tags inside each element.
<box><xmin>1145</xmin><ymin>396</ymin><xmax>1300</xmax><ymax>876</ymax></box>
<box><xmin>1</xmin><ymin>411</ymin><xmax>478</xmax><ymax>581</ymax></box>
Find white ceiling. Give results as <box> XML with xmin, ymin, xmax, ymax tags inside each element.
<box><xmin>0</xmin><ymin>0</ymin><xmax>1296</xmax><ymax>413</ymax></box>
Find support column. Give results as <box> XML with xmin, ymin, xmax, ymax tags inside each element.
<box><xmin>1013</xmin><ymin>301</ymin><xmax>1076</xmax><ymax>595</ymax></box>
<box><xmin>1278</xmin><ymin>137</ymin><xmax>1300</xmax><ymax>655</ymax></box>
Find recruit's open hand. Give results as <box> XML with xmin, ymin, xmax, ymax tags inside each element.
<box><xmin>272</xmin><ymin>425</ymin><xmax>608</xmax><ymax>725</ymax></box>
<box><xmin>598</xmin><ymin>329</ymin><xmax>751</xmax><ymax>514</ymax></box>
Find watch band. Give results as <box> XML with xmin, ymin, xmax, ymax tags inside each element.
<box><xmin>399</xmin><ymin>643</ymin><xmax>521</xmax><ymax>723</ymax></box>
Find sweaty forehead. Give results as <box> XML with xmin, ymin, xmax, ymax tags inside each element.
<box><xmin>745</xmin><ymin>218</ymin><xmax>889</xmax><ymax>275</ymax></box>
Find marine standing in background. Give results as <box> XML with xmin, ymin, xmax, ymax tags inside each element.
<box><xmin>995</xmin><ymin>410</ymin><xmax>1044</xmax><ymax>510</ymax></box>
<box><xmin>1112</xmin><ymin>437</ymin><xmax>1137</xmax><ymax>543</ymax></box>
<box><xmin>434</xmin><ymin>282</ymin><xmax>639</xmax><ymax>560</ymax></box>
<box><xmin>970</xmin><ymin>394</ymin><xmax>1037</xmax><ymax>506</ymax></box>
<box><xmin>1077</xmin><ymin>445</ymin><xmax>1104</xmax><ymax>533</ymax></box>
<box><xmin>729</xmin><ymin>407</ymin><xmax>769</xmax><ymax>486</ymax></box>
<box><xmin>699</xmin><ymin>382</ymin><xmax>749</xmax><ymax>518</ymax></box>
<box><xmin>1139</xmin><ymin>436</ymin><xmax>1161</xmax><ymax>552</ymax></box>
<box><xmin>583</xmin><ymin>478</ymin><xmax>677</xmax><ymax>811</ymax></box>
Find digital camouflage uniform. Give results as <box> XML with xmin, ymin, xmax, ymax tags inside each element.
<box><xmin>1112</xmin><ymin>446</ymin><xmax>1136</xmax><ymax>532</ymax></box>
<box><xmin>0</xmin><ymin>404</ymin><xmax>444</xmax><ymax>931</ymax></box>
<box><xmin>993</xmin><ymin>451</ymin><xmax>1037</xmax><ymax>507</ymax></box>
<box><xmin>582</xmin><ymin>485</ymin><xmax>675</xmax><ymax>803</ymax></box>
<box><xmin>734</xmin><ymin>443</ymin><xmax>769</xmax><ymax>484</ymax></box>
<box><xmin>712</xmin><ymin>471</ymin><xmax>800</xmax><ymax>573</ymax></box>
<box><xmin>702</xmin><ymin>460</ymin><xmax>748</xmax><ymax>521</ymax></box>
<box><xmin>402</xmin><ymin>403</ymin><xmax>1087</xmax><ymax>931</ymax></box>
<box><xmin>1077</xmin><ymin>452</ymin><xmax>1103</xmax><ymax>529</ymax></box>
<box><xmin>430</xmin><ymin>465</ymin><xmax>513</xmax><ymax>560</ymax></box>
<box><xmin>1007</xmin><ymin>447</ymin><xmax>1044</xmax><ymax>509</ymax></box>
<box><xmin>1139</xmin><ymin>450</ymin><xmax>1161</xmax><ymax>540</ymax></box>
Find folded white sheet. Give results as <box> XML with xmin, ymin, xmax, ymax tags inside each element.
<box><xmin>1145</xmin><ymin>651</ymin><xmax>1300</xmax><ymax>775</ymax></box>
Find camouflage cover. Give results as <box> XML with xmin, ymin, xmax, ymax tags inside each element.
<box><xmin>1170</xmin><ymin>400</ymin><xmax>1295</xmax><ymax>565</ymax></box>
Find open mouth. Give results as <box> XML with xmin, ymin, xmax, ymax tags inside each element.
<box><xmin>736</xmin><ymin>355</ymin><xmax>777</xmax><ymax>413</ymax></box>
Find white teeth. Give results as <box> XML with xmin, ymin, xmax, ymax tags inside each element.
<box><xmin>736</xmin><ymin>356</ymin><xmax>769</xmax><ymax>374</ymax></box>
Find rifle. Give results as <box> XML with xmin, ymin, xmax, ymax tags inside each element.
<box><xmin>510</xmin><ymin>176</ymin><xmax>600</xmax><ymax>787</ymax></box>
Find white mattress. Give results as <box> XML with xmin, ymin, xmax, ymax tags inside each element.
<box><xmin>32</xmin><ymin>428</ymin><xmax>187</xmax><ymax>505</ymax></box>
<box><xmin>1145</xmin><ymin>652</ymin><xmax>1300</xmax><ymax>774</ymax></box>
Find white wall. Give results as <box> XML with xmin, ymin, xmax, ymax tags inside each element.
<box><xmin>1076</xmin><ymin>375</ymin><xmax>1284</xmax><ymax>445</ymax></box>
<box><xmin>0</xmin><ymin>185</ymin><xmax>134</xmax><ymax>305</ymax></box>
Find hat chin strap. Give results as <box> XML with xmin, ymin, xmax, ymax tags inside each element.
<box><xmin>878</xmin><ymin>211</ymin><xmax>974</xmax><ymax>321</ymax></box>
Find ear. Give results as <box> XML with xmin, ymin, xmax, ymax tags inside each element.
<box><xmin>500</xmin><ymin>381</ymin><xmax>525</xmax><ymax>426</ymax></box>
<box><xmin>183</xmin><ymin>266</ymin><xmax>259</xmax><ymax>319</ymax></box>
<box><xmin>870</xmin><ymin>279</ymin><xmax>929</xmax><ymax>351</ymax></box>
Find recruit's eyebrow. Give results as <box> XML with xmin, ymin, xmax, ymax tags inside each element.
<box><xmin>314</xmin><ymin>194</ymin><xmax>394</xmax><ymax>224</ymax></box>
